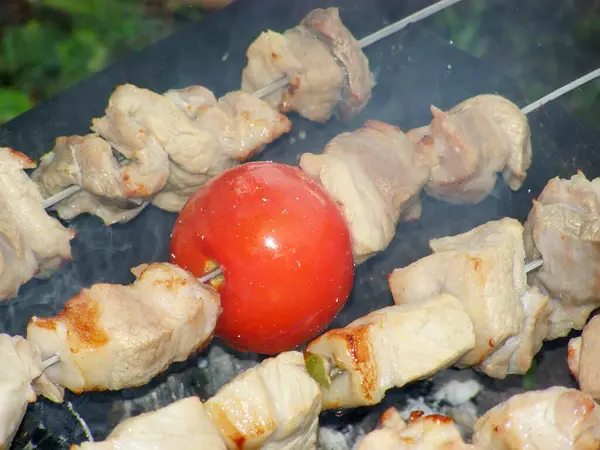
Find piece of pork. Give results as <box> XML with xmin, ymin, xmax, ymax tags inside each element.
<box><xmin>299</xmin><ymin>121</ymin><xmax>430</xmax><ymax>264</ymax></box>
<box><xmin>242</xmin><ymin>8</ymin><xmax>374</xmax><ymax>123</ymax></box>
<box><xmin>73</xmin><ymin>397</ymin><xmax>227</xmax><ymax>450</ymax></box>
<box><xmin>524</xmin><ymin>172</ymin><xmax>600</xmax><ymax>339</ymax></box>
<box><xmin>32</xmin><ymin>135</ymin><xmax>155</xmax><ymax>225</ymax></box>
<box><xmin>0</xmin><ymin>334</ymin><xmax>63</xmax><ymax>449</ymax></box>
<box><xmin>152</xmin><ymin>87</ymin><xmax>291</xmax><ymax>212</ymax></box>
<box><xmin>408</xmin><ymin>94</ymin><xmax>531</xmax><ymax>204</ymax></box>
<box><xmin>357</xmin><ymin>407</ymin><xmax>476</xmax><ymax>450</ymax></box>
<box><xmin>0</xmin><ymin>147</ymin><xmax>75</xmax><ymax>300</ymax></box>
<box><xmin>472</xmin><ymin>387</ymin><xmax>600</xmax><ymax>449</ymax></box>
<box><xmin>389</xmin><ymin>218</ymin><xmax>527</xmax><ymax>370</ymax></box>
<box><xmin>204</xmin><ymin>351</ymin><xmax>321</xmax><ymax>450</ymax></box>
<box><xmin>26</xmin><ymin>262</ymin><xmax>221</xmax><ymax>393</ymax></box>
<box><xmin>305</xmin><ymin>293</ymin><xmax>475</xmax><ymax>409</ymax></box>
<box><xmin>568</xmin><ymin>315</ymin><xmax>600</xmax><ymax>400</ymax></box>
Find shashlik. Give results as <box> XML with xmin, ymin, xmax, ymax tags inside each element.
<box><xmin>568</xmin><ymin>315</ymin><xmax>600</xmax><ymax>401</ymax></box>
<box><xmin>26</xmin><ymin>262</ymin><xmax>220</xmax><ymax>394</ymax></box>
<box><xmin>242</xmin><ymin>8</ymin><xmax>375</xmax><ymax>123</ymax></box>
<box><xmin>0</xmin><ymin>147</ymin><xmax>75</xmax><ymax>300</ymax></box>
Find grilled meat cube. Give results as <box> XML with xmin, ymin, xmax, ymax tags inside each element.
<box><xmin>0</xmin><ymin>147</ymin><xmax>74</xmax><ymax>300</ymax></box>
<box><xmin>472</xmin><ymin>387</ymin><xmax>600</xmax><ymax>449</ymax></box>
<box><xmin>389</xmin><ymin>219</ymin><xmax>527</xmax><ymax>369</ymax></box>
<box><xmin>568</xmin><ymin>315</ymin><xmax>600</xmax><ymax>400</ymax></box>
<box><xmin>524</xmin><ymin>172</ymin><xmax>600</xmax><ymax>339</ymax></box>
<box><xmin>0</xmin><ymin>334</ymin><xmax>63</xmax><ymax>449</ymax></box>
<box><xmin>205</xmin><ymin>351</ymin><xmax>321</xmax><ymax>450</ymax></box>
<box><xmin>357</xmin><ymin>407</ymin><xmax>476</xmax><ymax>449</ymax></box>
<box><xmin>299</xmin><ymin>121</ymin><xmax>430</xmax><ymax>264</ymax></box>
<box><xmin>409</xmin><ymin>94</ymin><xmax>531</xmax><ymax>204</ymax></box>
<box><xmin>164</xmin><ymin>85</ymin><xmax>218</xmax><ymax>120</ymax></box>
<box><xmin>305</xmin><ymin>294</ymin><xmax>475</xmax><ymax>409</ymax></box>
<box><xmin>26</xmin><ymin>263</ymin><xmax>221</xmax><ymax>393</ymax></box>
<box><xmin>73</xmin><ymin>397</ymin><xmax>227</xmax><ymax>450</ymax></box>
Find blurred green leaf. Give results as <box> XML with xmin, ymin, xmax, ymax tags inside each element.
<box><xmin>522</xmin><ymin>358</ymin><xmax>538</xmax><ymax>391</ymax></box>
<box><xmin>0</xmin><ymin>88</ymin><xmax>34</xmax><ymax>123</ymax></box>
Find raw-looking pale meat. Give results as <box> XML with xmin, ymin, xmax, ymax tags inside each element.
<box><xmin>242</xmin><ymin>8</ymin><xmax>374</xmax><ymax>123</ymax></box>
<box><xmin>153</xmin><ymin>87</ymin><xmax>291</xmax><ymax>212</ymax></box>
<box><xmin>204</xmin><ymin>351</ymin><xmax>322</xmax><ymax>450</ymax></box>
<box><xmin>409</xmin><ymin>94</ymin><xmax>531</xmax><ymax>204</ymax></box>
<box><xmin>524</xmin><ymin>172</ymin><xmax>600</xmax><ymax>339</ymax></box>
<box><xmin>0</xmin><ymin>147</ymin><xmax>75</xmax><ymax>301</ymax></box>
<box><xmin>305</xmin><ymin>294</ymin><xmax>475</xmax><ymax>409</ymax></box>
<box><xmin>26</xmin><ymin>263</ymin><xmax>221</xmax><ymax>393</ymax></box>
<box><xmin>32</xmin><ymin>135</ymin><xmax>155</xmax><ymax>225</ymax></box>
<box><xmin>568</xmin><ymin>315</ymin><xmax>600</xmax><ymax>400</ymax></box>
<box><xmin>0</xmin><ymin>334</ymin><xmax>63</xmax><ymax>449</ymax></box>
<box><xmin>472</xmin><ymin>387</ymin><xmax>600</xmax><ymax>449</ymax></box>
<box><xmin>73</xmin><ymin>397</ymin><xmax>227</xmax><ymax>450</ymax></box>
<box><xmin>389</xmin><ymin>219</ymin><xmax>528</xmax><ymax>370</ymax></box>
<box><xmin>299</xmin><ymin>121</ymin><xmax>430</xmax><ymax>264</ymax></box>
<box><xmin>356</xmin><ymin>407</ymin><xmax>476</xmax><ymax>449</ymax></box>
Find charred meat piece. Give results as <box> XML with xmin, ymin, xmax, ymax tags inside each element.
<box><xmin>472</xmin><ymin>387</ymin><xmax>600</xmax><ymax>449</ymax></box>
<box><xmin>305</xmin><ymin>294</ymin><xmax>475</xmax><ymax>409</ymax></box>
<box><xmin>26</xmin><ymin>263</ymin><xmax>221</xmax><ymax>393</ymax></box>
<box><xmin>356</xmin><ymin>407</ymin><xmax>476</xmax><ymax>449</ymax></box>
<box><xmin>0</xmin><ymin>147</ymin><xmax>75</xmax><ymax>300</ymax></box>
<box><xmin>409</xmin><ymin>94</ymin><xmax>531</xmax><ymax>204</ymax></box>
<box><xmin>299</xmin><ymin>121</ymin><xmax>430</xmax><ymax>264</ymax></box>
<box><xmin>568</xmin><ymin>315</ymin><xmax>600</xmax><ymax>400</ymax></box>
<box><xmin>242</xmin><ymin>8</ymin><xmax>374</xmax><ymax>123</ymax></box>
<box><xmin>524</xmin><ymin>172</ymin><xmax>600</xmax><ymax>339</ymax></box>
<box><xmin>0</xmin><ymin>334</ymin><xmax>63</xmax><ymax>449</ymax></box>
<box><xmin>205</xmin><ymin>351</ymin><xmax>321</xmax><ymax>450</ymax></box>
<box><xmin>389</xmin><ymin>219</ymin><xmax>537</xmax><ymax>374</ymax></box>
<box><xmin>32</xmin><ymin>135</ymin><xmax>157</xmax><ymax>225</ymax></box>
<box><xmin>73</xmin><ymin>397</ymin><xmax>227</xmax><ymax>450</ymax></box>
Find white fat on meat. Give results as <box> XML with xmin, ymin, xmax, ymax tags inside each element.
<box><xmin>73</xmin><ymin>396</ymin><xmax>227</xmax><ymax>450</ymax></box>
<box><xmin>524</xmin><ymin>172</ymin><xmax>600</xmax><ymax>339</ymax></box>
<box><xmin>0</xmin><ymin>147</ymin><xmax>74</xmax><ymax>300</ymax></box>
<box><xmin>26</xmin><ymin>262</ymin><xmax>221</xmax><ymax>393</ymax></box>
<box><xmin>472</xmin><ymin>387</ymin><xmax>600</xmax><ymax>449</ymax></box>
<box><xmin>204</xmin><ymin>351</ymin><xmax>322</xmax><ymax>450</ymax></box>
<box><xmin>0</xmin><ymin>334</ymin><xmax>63</xmax><ymax>449</ymax></box>
<box><xmin>153</xmin><ymin>87</ymin><xmax>291</xmax><ymax>212</ymax></box>
<box><xmin>32</xmin><ymin>135</ymin><xmax>152</xmax><ymax>225</ymax></box>
<box><xmin>356</xmin><ymin>407</ymin><xmax>476</xmax><ymax>450</ymax></box>
<box><xmin>409</xmin><ymin>94</ymin><xmax>531</xmax><ymax>204</ymax></box>
<box><xmin>299</xmin><ymin>121</ymin><xmax>430</xmax><ymax>264</ymax></box>
<box><xmin>305</xmin><ymin>294</ymin><xmax>475</xmax><ymax>409</ymax></box>
<box><xmin>389</xmin><ymin>218</ymin><xmax>532</xmax><ymax>373</ymax></box>
<box><xmin>568</xmin><ymin>315</ymin><xmax>600</xmax><ymax>400</ymax></box>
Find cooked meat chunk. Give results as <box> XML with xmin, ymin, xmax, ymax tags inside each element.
<box><xmin>0</xmin><ymin>147</ymin><xmax>74</xmax><ymax>300</ymax></box>
<box><xmin>26</xmin><ymin>263</ymin><xmax>221</xmax><ymax>393</ymax></box>
<box><xmin>357</xmin><ymin>407</ymin><xmax>476</xmax><ymax>450</ymax></box>
<box><xmin>568</xmin><ymin>315</ymin><xmax>600</xmax><ymax>400</ymax></box>
<box><xmin>409</xmin><ymin>94</ymin><xmax>531</xmax><ymax>204</ymax></box>
<box><xmin>472</xmin><ymin>387</ymin><xmax>600</xmax><ymax>449</ymax></box>
<box><xmin>300</xmin><ymin>8</ymin><xmax>375</xmax><ymax>120</ymax></box>
<box><xmin>0</xmin><ymin>334</ymin><xmax>63</xmax><ymax>449</ymax></box>
<box><xmin>32</xmin><ymin>135</ymin><xmax>154</xmax><ymax>225</ymax></box>
<box><xmin>389</xmin><ymin>218</ymin><xmax>527</xmax><ymax>369</ymax></box>
<box><xmin>478</xmin><ymin>286</ymin><xmax>550</xmax><ymax>378</ymax></box>
<box><xmin>524</xmin><ymin>172</ymin><xmax>600</xmax><ymax>339</ymax></box>
<box><xmin>73</xmin><ymin>397</ymin><xmax>227</xmax><ymax>450</ymax></box>
<box><xmin>242</xmin><ymin>8</ymin><xmax>374</xmax><ymax>123</ymax></box>
<box><xmin>204</xmin><ymin>351</ymin><xmax>321</xmax><ymax>450</ymax></box>
<box><xmin>299</xmin><ymin>121</ymin><xmax>430</xmax><ymax>264</ymax></box>
<box><xmin>164</xmin><ymin>85</ymin><xmax>218</xmax><ymax>119</ymax></box>
<box><xmin>305</xmin><ymin>294</ymin><xmax>475</xmax><ymax>409</ymax></box>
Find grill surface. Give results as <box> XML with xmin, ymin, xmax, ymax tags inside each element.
<box><xmin>1</xmin><ymin>0</ymin><xmax>598</xmax><ymax>447</ymax></box>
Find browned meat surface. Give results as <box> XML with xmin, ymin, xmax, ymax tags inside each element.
<box><xmin>569</xmin><ymin>315</ymin><xmax>600</xmax><ymax>400</ymax></box>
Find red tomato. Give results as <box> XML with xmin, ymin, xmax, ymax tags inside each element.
<box><xmin>169</xmin><ymin>161</ymin><xmax>354</xmax><ymax>354</ymax></box>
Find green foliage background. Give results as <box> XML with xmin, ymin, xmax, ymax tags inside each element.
<box><xmin>0</xmin><ymin>0</ymin><xmax>598</xmax><ymax>126</ymax></box>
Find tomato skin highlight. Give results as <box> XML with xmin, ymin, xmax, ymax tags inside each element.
<box><xmin>169</xmin><ymin>162</ymin><xmax>354</xmax><ymax>354</ymax></box>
